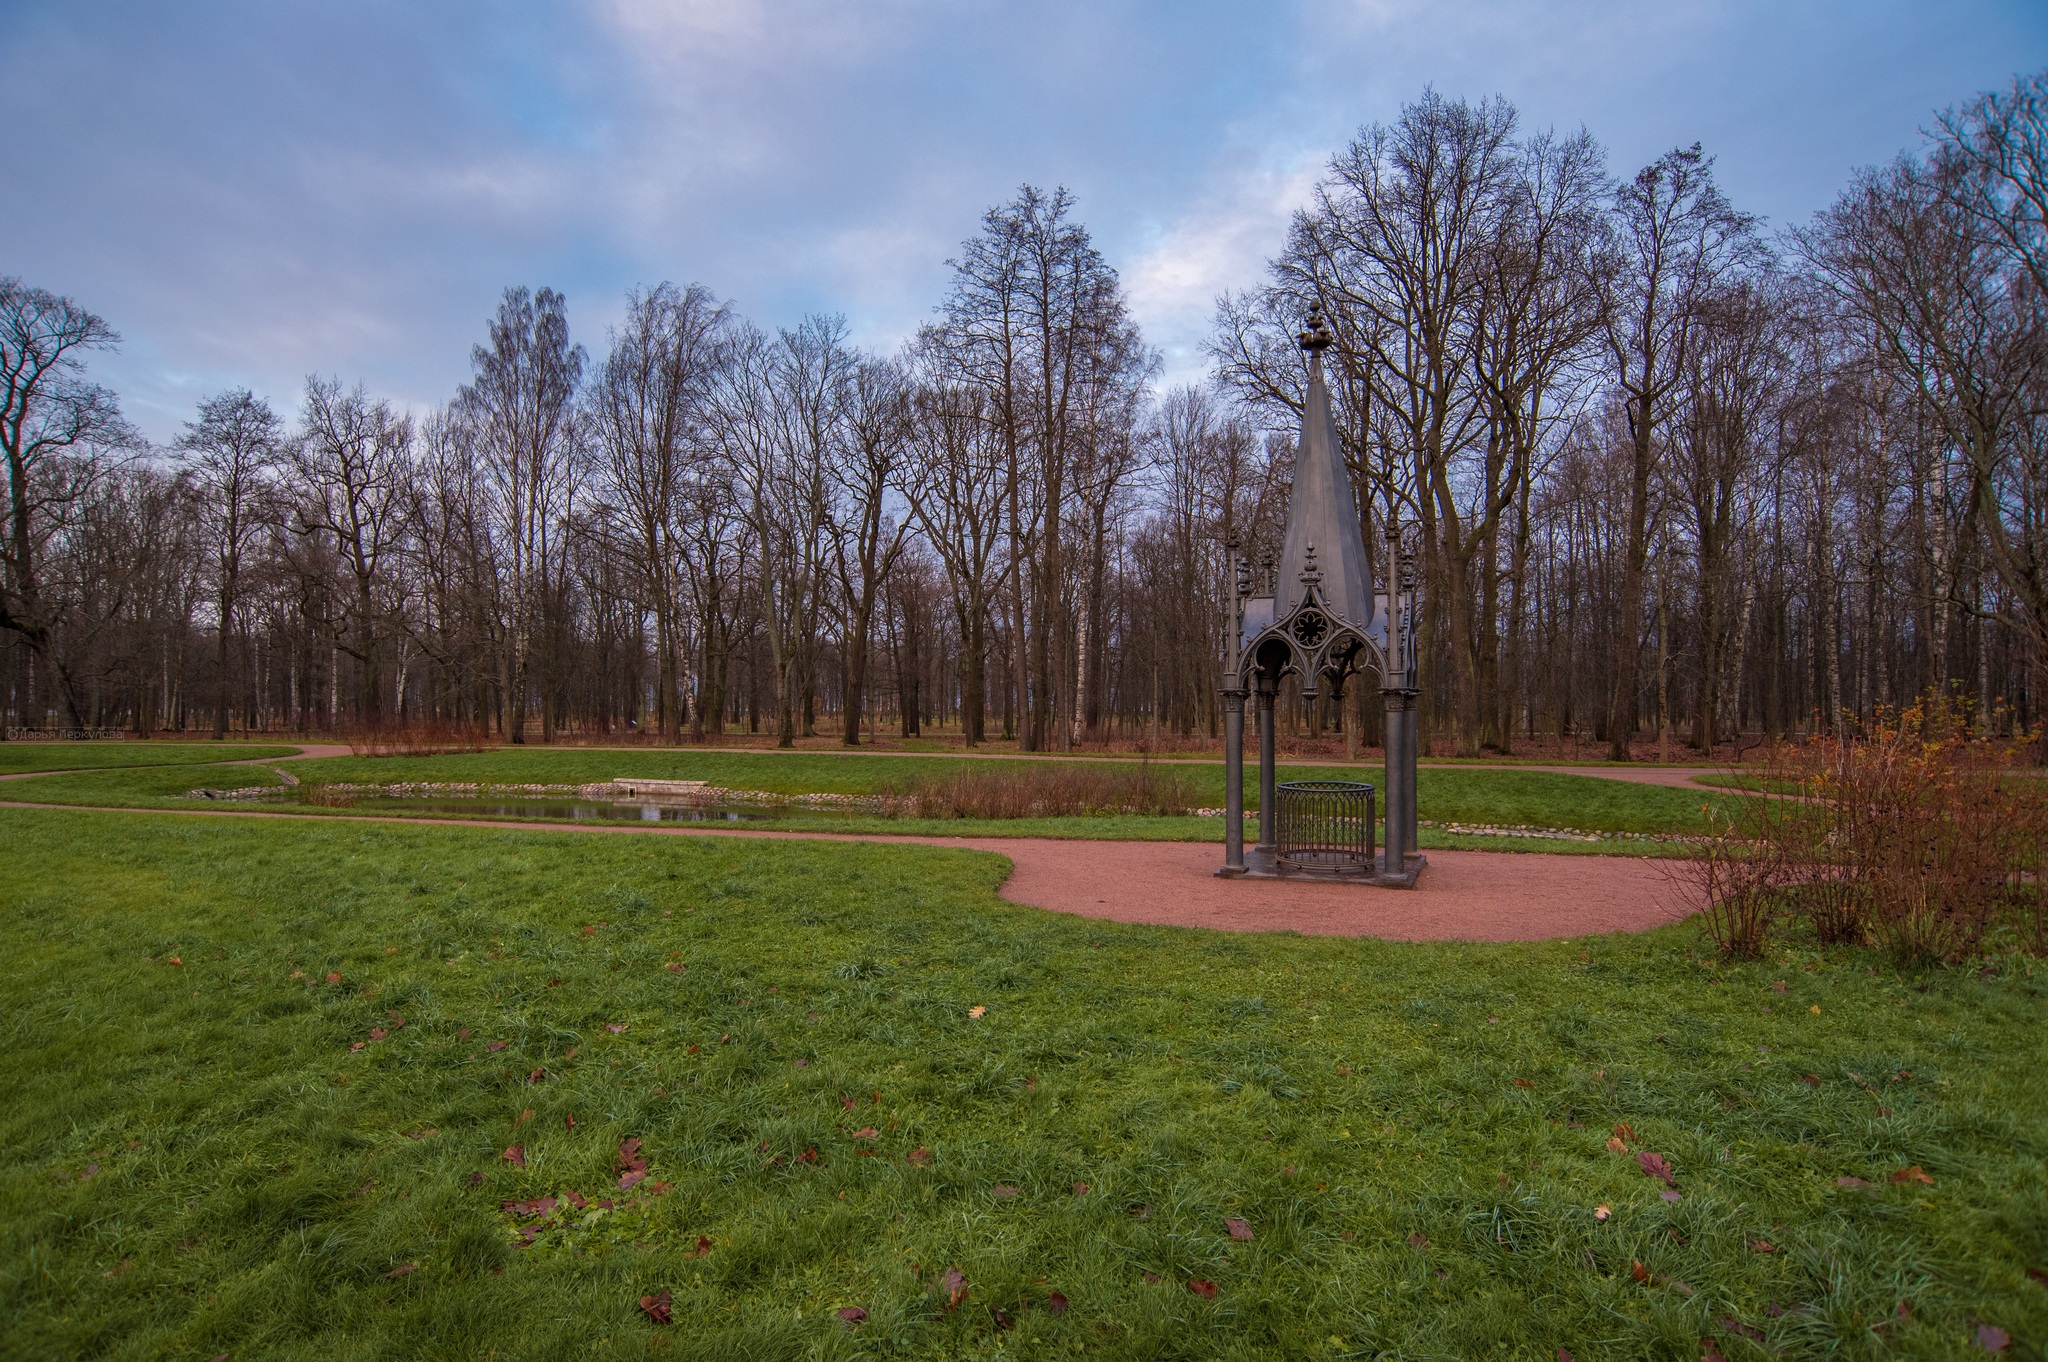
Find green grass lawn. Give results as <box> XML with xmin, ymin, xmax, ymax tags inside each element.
<box><xmin>0</xmin><ymin>740</ymin><xmax>301</xmax><ymax>775</ymax></box>
<box><xmin>0</xmin><ymin>749</ymin><xmax>1735</xmax><ymax>846</ymax></box>
<box><xmin>2</xmin><ymin>806</ymin><xmax>2043</xmax><ymax>1360</ymax></box>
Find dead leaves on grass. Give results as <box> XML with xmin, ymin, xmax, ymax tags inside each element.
<box><xmin>1637</xmin><ymin>1151</ymin><xmax>1677</xmax><ymax>1187</ymax></box>
<box><xmin>617</xmin><ymin>1137</ymin><xmax>649</xmax><ymax>1190</ymax></box>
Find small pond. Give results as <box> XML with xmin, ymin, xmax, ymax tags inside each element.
<box><xmin>299</xmin><ymin>792</ymin><xmax>800</xmax><ymax>823</ymax></box>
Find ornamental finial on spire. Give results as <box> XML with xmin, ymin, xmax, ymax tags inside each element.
<box><xmin>1297</xmin><ymin>309</ymin><xmax>1334</xmax><ymax>353</ymax></box>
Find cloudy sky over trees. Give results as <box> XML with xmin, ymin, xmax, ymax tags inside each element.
<box><xmin>6</xmin><ymin>0</ymin><xmax>2043</xmax><ymax>440</ymax></box>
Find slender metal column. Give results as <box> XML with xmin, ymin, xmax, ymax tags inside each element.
<box><xmin>1396</xmin><ymin>699</ymin><xmax>1419</xmax><ymax>855</ymax></box>
<box><xmin>1381</xmin><ymin>688</ymin><xmax>1412</xmax><ymax>875</ymax></box>
<box><xmin>1256</xmin><ymin>683</ymin><xmax>1277</xmax><ymax>852</ymax></box>
<box><xmin>1221</xmin><ymin>689</ymin><xmax>1246</xmax><ymax>873</ymax></box>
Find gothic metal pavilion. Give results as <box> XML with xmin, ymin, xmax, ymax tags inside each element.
<box><xmin>1217</xmin><ymin>313</ymin><xmax>1425</xmax><ymax>888</ymax></box>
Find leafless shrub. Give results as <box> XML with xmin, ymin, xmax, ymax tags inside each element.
<box><xmin>1700</xmin><ymin>696</ymin><xmax>2045</xmax><ymax>964</ymax></box>
<box><xmin>887</xmin><ymin>761</ymin><xmax>1198</xmax><ymax>820</ymax></box>
<box><xmin>1671</xmin><ymin>761</ymin><xmax>1806</xmax><ymax>959</ymax></box>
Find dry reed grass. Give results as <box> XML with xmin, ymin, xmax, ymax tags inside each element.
<box><xmin>343</xmin><ymin>719</ymin><xmax>493</xmax><ymax>758</ymax></box>
<box><xmin>885</xmin><ymin>761</ymin><xmax>1200</xmax><ymax>819</ymax></box>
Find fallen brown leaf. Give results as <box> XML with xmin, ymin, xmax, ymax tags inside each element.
<box><xmin>385</xmin><ymin>1263</ymin><xmax>418</xmax><ymax>1278</ymax></box>
<box><xmin>1225</xmin><ymin>1217</ymin><xmax>1254</xmax><ymax>1241</ymax></box>
<box><xmin>638</xmin><ymin>1291</ymin><xmax>672</xmax><ymax>1325</ymax></box>
<box><xmin>1187</xmin><ymin>1279</ymin><xmax>1219</xmax><ymax>1299</ymax></box>
<box><xmin>1637</xmin><ymin>1151</ymin><xmax>1677</xmax><ymax>1186</ymax></box>
<box><xmin>836</xmin><ymin>1306</ymin><xmax>866</xmax><ymax>1325</ymax></box>
<box><xmin>1890</xmin><ymin>1165</ymin><xmax>1935</xmax><ymax>1185</ymax></box>
<box><xmin>501</xmin><ymin>1146</ymin><xmax>524</xmax><ymax>1167</ymax></box>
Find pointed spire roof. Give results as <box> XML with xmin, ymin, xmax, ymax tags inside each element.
<box><xmin>1277</xmin><ymin>313</ymin><xmax>1374</xmax><ymax>630</ymax></box>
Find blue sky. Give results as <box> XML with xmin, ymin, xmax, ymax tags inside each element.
<box><xmin>5</xmin><ymin>0</ymin><xmax>2044</xmax><ymax>442</ymax></box>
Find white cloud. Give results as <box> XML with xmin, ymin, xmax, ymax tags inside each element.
<box><xmin>1123</xmin><ymin>155</ymin><xmax>1323</xmax><ymax>391</ymax></box>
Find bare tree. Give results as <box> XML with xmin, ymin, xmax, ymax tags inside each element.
<box><xmin>936</xmin><ymin>185</ymin><xmax>1148</xmax><ymax>749</ymax></box>
<box><xmin>457</xmin><ymin>286</ymin><xmax>586</xmax><ymax>742</ymax></box>
<box><xmin>901</xmin><ymin>366</ymin><xmax>1009</xmax><ymax>745</ymax></box>
<box><xmin>589</xmin><ymin>282</ymin><xmax>728</xmax><ymax>740</ymax></box>
<box><xmin>291</xmin><ymin>376</ymin><xmax>412</xmax><ymax>719</ymax></box>
<box><xmin>1808</xmin><ymin>152</ymin><xmax>2048</xmax><ymax>669</ymax></box>
<box><xmin>175</xmin><ymin>389</ymin><xmax>283</xmax><ymax>738</ymax></box>
<box><xmin>831</xmin><ymin>356</ymin><xmax>913</xmax><ymax>745</ymax></box>
<box><xmin>0</xmin><ymin>277</ymin><xmax>134</xmax><ymax>729</ymax></box>
<box><xmin>1600</xmin><ymin>145</ymin><xmax>1763</xmax><ymax>758</ymax></box>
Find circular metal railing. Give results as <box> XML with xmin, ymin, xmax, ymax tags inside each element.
<box><xmin>1276</xmin><ymin>780</ymin><xmax>1376</xmax><ymax>874</ymax></box>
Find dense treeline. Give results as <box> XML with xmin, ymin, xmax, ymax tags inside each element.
<box><xmin>5</xmin><ymin>77</ymin><xmax>2046</xmax><ymax>756</ymax></box>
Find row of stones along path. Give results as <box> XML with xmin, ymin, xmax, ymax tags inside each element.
<box><xmin>0</xmin><ymin>743</ymin><xmax>1709</xmax><ymax>943</ymax></box>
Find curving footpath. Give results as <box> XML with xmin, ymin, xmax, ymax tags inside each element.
<box><xmin>0</xmin><ymin>743</ymin><xmax>1694</xmax><ymax>943</ymax></box>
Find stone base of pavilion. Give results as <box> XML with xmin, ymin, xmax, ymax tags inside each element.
<box><xmin>1217</xmin><ymin>847</ymin><xmax>1426</xmax><ymax>889</ymax></box>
